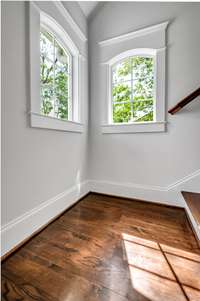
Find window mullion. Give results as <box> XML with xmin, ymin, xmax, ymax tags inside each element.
<box><xmin>69</xmin><ymin>56</ymin><xmax>73</xmax><ymax>121</ymax></box>
<box><xmin>53</xmin><ymin>36</ymin><xmax>56</xmax><ymax>118</ymax></box>
<box><xmin>111</xmin><ymin>66</ymin><xmax>114</xmax><ymax>123</ymax></box>
<box><xmin>130</xmin><ymin>57</ymin><xmax>134</xmax><ymax>122</ymax></box>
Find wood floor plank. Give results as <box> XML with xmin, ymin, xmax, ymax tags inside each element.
<box><xmin>2</xmin><ymin>276</ymin><xmax>39</xmax><ymax>301</ymax></box>
<box><xmin>1</xmin><ymin>193</ymin><xmax>200</xmax><ymax>301</ymax></box>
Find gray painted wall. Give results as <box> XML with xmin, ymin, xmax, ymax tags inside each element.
<box><xmin>1</xmin><ymin>1</ymin><xmax>88</xmax><ymax>226</ymax></box>
<box><xmin>88</xmin><ymin>2</ymin><xmax>200</xmax><ymax>189</ymax></box>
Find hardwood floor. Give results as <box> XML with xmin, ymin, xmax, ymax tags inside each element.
<box><xmin>2</xmin><ymin>193</ymin><xmax>200</xmax><ymax>301</ymax></box>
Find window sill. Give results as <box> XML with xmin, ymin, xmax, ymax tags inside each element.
<box><xmin>101</xmin><ymin>121</ymin><xmax>166</xmax><ymax>134</ymax></box>
<box><xmin>30</xmin><ymin>112</ymin><xmax>84</xmax><ymax>133</ymax></box>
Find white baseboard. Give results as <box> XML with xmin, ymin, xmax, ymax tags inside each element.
<box><xmin>89</xmin><ymin>169</ymin><xmax>200</xmax><ymax>208</ymax></box>
<box><xmin>89</xmin><ymin>179</ymin><xmax>183</xmax><ymax>207</ymax></box>
<box><xmin>1</xmin><ymin>181</ymin><xmax>90</xmax><ymax>258</ymax></box>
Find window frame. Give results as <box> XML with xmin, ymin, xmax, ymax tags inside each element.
<box><xmin>29</xmin><ymin>4</ymin><xmax>84</xmax><ymax>132</ymax></box>
<box><xmin>40</xmin><ymin>26</ymin><xmax>73</xmax><ymax>121</ymax></box>
<box><xmin>102</xmin><ymin>48</ymin><xmax>166</xmax><ymax>133</ymax></box>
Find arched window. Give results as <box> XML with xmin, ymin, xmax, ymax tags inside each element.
<box><xmin>29</xmin><ymin>5</ymin><xmax>83</xmax><ymax>132</ymax></box>
<box><xmin>40</xmin><ymin>28</ymin><xmax>72</xmax><ymax>120</ymax></box>
<box><xmin>100</xmin><ymin>26</ymin><xmax>167</xmax><ymax>133</ymax></box>
<box><xmin>111</xmin><ymin>53</ymin><xmax>155</xmax><ymax>124</ymax></box>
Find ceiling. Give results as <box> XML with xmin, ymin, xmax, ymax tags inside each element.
<box><xmin>78</xmin><ymin>1</ymin><xmax>99</xmax><ymax>18</ymax></box>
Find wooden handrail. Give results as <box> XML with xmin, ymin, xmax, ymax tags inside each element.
<box><xmin>168</xmin><ymin>87</ymin><xmax>200</xmax><ymax>115</ymax></box>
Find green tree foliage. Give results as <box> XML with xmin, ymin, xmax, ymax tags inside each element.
<box><xmin>112</xmin><ymin>56</ymin><xmax>154</xmax><ymax>123</ymax></box>
<box><xmin>40</xmin><ymin>31</ymin><xmax>69</xmax><ymax>120</ymax></box>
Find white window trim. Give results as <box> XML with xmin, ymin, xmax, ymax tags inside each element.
<box><xmin>29</xmin><ymin>3</ymin><xmax>84</xmax><ymax>133</ymax></box>
<box><xmin>102</xmin><ymin>122</ymin><xmax>166</xmax><ymax>134</ymax></box>
<box><xmin>30</xmin><ymin>112</ymin><xmax>83</xmax><ymax>133</ymax></box>
<box><xmin>54</xmin><ymin>1</ymin><xmax>87</xmax><ymax>42</ymax></box>
<box><xmin>101</xmin><ymin>47</ymin><xmax>166</xmax><ymax>134</ymax></box>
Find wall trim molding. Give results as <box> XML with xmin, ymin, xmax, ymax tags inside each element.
<box><xmin>101</xmin><ymin>121</ymin><xmax>166</xmax><ymax>134</ymax></box>
<box><xmin>90</xmin><ymin>169</ymin><xmax>200</xmax><ymax>192</ymax></box>
<box><xmin>30</xmin><ymin>112</ymin><xmax>84</xmax><ymax>133</ymax></box>
<box><xmin>167</xmin><ymin>169</ymin><xmax>200</xmax><ymax>190</ymax></box>
<box><xmin>54</xmin><ymin>1</ymin><xmax>87</xmax><ymax>42</ymax></box>
<box><xmin>89</xmin><ymin>169</ymin><xmax>200</xmax><ymax>207</ymax></box>
<box><xmin>1</xmin><ymin>181</ymin><xmax>90</xmax><ymax>258</ymax></box>
<box><xmin>99</xmin><ymin>21</ymin><xmax>169</xmax><ymax>47</ymax></box>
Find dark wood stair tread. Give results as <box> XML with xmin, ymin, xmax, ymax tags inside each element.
<box><xmin>182</xmin><ymin>191</ymin><xmax>200</xmax><ymax>226</ymax></box>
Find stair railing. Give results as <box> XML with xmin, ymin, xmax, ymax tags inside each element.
<box><xmin>168</xmin><ymin>86</ymin><xmax>200</xmax><ymax>115</ymax></box>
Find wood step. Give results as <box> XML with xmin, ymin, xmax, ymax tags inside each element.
<box><xmin>182</xmin><ymin>191</ymin><xmax>200</xmax><ymax>228</ymax></box>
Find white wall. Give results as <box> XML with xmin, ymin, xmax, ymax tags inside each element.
<box><xmin>88</xmin><ymin>2</ymin><xmax>200</xmax><ymax>206</ymax></box>
<box><xmin>1</xmin><ymin>1</ymin><xmax>89</xmax><ymax>229</ymax></box>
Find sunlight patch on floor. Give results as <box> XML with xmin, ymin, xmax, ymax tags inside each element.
<box><xmin>122</xmin><ymin>233</ymin><xmax>200</xmax><ymax>301</ymax></box>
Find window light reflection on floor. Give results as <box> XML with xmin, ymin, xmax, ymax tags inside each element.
<box><xmin>122</xmin><ymin>233</ymin><xmax>200</xmax><ymax>301</ymax></box>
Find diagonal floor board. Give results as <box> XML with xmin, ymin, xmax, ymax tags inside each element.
<box><xmin>1</xmin><ymin>193</ymin><xmax>200</xmax><ymax>301</ymax></box>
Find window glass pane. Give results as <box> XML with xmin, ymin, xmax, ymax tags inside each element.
<box><xmin>131</xmin><ymin>57</ymin><xmax>154</xmax><ymax>79</ymax></box>
<box><xmin>133</xmin><ymin>99</ymin><xmax>154</xmax><ymax>122</ymax></box>
<box><xmin>54</xmin><ymin>93</ymin><xmax>68</xmax><ymax>120</ymax></box>
<box><xmin>55</xmin><ymin>68</ymin><xmax>69</xmax><ymax>94</ymax></box>
<box><xmin>55</xmin><ymin>72</ymin><xmax>70</xmax><ymax>120</ymax></box>
<box><xmin>55</xmin><ymin>76</ymin><xmax>70</xmax><ymax>119</ymax></box>
<box><xmin>55</xmin><ymin>40</ymin><xmax>70</xmax><ymax>73</ymax></box>
<box><xmin>40</xmin><ymin>56</ymin><xmax>54</xmax><ymax>85</ymax></box>
<box><xmin>40</xmin><ymin>30</ymin><xmax>54</xmax><ymax>61</ymax></box>
<box><xmin>112</xmin><ymin>58</ymin><xmax>131</xmax><ymax>83</ymax></box>
<box><xmin>41</xmin><ymin>85</ymin><xmax>54</xmax><ymax>116</ymax></box>
<box><xmin>112</xmin><ymin>82</ymin><xmax>131</xmax><ymax>103</ymax></box>
<box><xmin>112</xmin><ymin>55</ymin><xmax>155</xmax><ymax>123</ymax></box>
<box><xmin>40</xmin><ymin>29</ymin><xmax>72</xmax><ymax>121</ymax></box>
<box><xmin>133</xmin><ymin>77</ymin><xmax>154</xmax><ymax>100</ymax></box>
<box><xmin>113</xmin><ymin>102</ymin><xmax>131</xmax><ymax>123</ymax></box>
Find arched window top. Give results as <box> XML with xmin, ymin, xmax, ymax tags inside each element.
<box><xmin>40</xmin><ymin>28</ymin><xmax>72</xmax><ymax>68</ymax></box>
<box><xmin>107</xmin><ymin>48</ymin><xmax>157</xmax><ymax>66</ymax></box>
<box><xmin>40</xmin><ymin>12</ymin><xmax>79</xmax><ymax>57</ymax></box>
<box><xmin>100</xmin><ymin>24</ymin><xmax>167</xmax><ymax>132</ymax></box>
<box><xmin>29</xmin><ymin>3</ymin><xmax>83</xmax><ymax>132</ymax></box>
